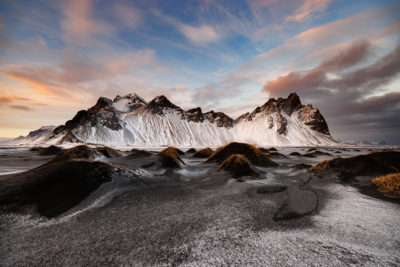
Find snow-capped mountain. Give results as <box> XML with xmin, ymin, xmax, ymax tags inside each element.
<box><xmin>11</xmin><ymin>126</ymin><xmax>56</xmax><ymax>146</ymax></box>
<box><xmin>232</xmin><ymin>93</ymin><xmax>335</xmax><ymax>145</ymax></box>
<box><xmin>11</xmin><ymin>92</ymin><xmax>340</xmax><ymax>147</ymax></box>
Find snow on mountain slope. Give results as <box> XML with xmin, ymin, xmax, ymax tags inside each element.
<box><xmin>11</xmin><ymin>126</ymin><xmax>57</xmax><ymax>146</ymax></box>
<box><xmin>11</xmin><ymin>92</ymin><xmax>340</xmax><ymax>147</ymax></box>
<box><xmin>232</xmin><ymin>111</ymin><xmax>336</xmax><ymax>146</ymax></box>
<box><xmin>73</xmin><ymin>110</ymin><xmax>233</xmax><ymax>146</ymax></box>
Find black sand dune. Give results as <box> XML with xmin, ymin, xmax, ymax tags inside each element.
<box><xmin>0</xmin><ymin>160</ymin><xmax>114</xmax><ymax>218</ymax></box>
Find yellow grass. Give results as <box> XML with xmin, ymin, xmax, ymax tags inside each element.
<box><xmin>371</xmin><ymin>173</ymin><xmax>400</xmax><ymax>197</ymax></box>
<box><xmin>159</xmin><ymin>147</ymin><xmax>181</xmax><ymax>159</ymax></box>
<box><xmin>217</xmin><ymin>154</ymin><xmax>250</xmax><ymax>171</ymax></box>
<box><xmin>193</xmin><ymin>148</ymin><xmax>213</xmax><ymax>158</ymax></box>
<box><xmin>208</xmin><ymin>142</ymin><xmax>262</xmax><ymax>159</ymax></box>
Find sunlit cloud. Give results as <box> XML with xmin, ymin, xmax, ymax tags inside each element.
<box><xmin>285</xmin><ymin>0</ymin><xmax>333</xmax><ymax>22</ymax></box>
<box><xmin>113</xmin><ymin>3</ymin><xmax>143</xmax><ymax>29</ymax></box>
<box><xmin>61</xmin><ymin>0</ymin><xmax>114</xmax><ymax>45</ymax></box>
<box><xmin>2</xmin><ymin>48</ymin><xmax>158</xmax><ymax>101</ymax></box>
<box><xmin>179</xmin><ymin>24</ymin><xmax>219</xmax><ymax>46</ymax></box>
<box><xmin>153</xmin><ymin>10</ymin><xmax>221</xmax><ymax>46</ymax></box>
<box><xmin>0</xmin><ymin>96</ymin><xmax>30</xmax><ymax>105</ymax></box>
<box><xmin>8</xmin><ymin>105</ymin><xmax>33</xmax><ymax>111</ymax></box>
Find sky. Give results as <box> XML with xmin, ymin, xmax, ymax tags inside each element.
<box><xmin>0</xmin><ymin>0</ymin><xmax>399</xmax><ymax>144</ymax></box>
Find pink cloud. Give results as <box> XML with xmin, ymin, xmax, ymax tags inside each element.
<box><xmin>179</xmin><ymin>24</ymin><xmax>219</xmax><ymax>46</ymax></box>
<box><xmin>2</xmin><ymin>48</ymin><xmax>157</xmax><ymax>101</ymax></box>
<box><xmin>285</xmin><ymin>0</ymin><xmax>333</xmax><ymax>22</ymax></box>
<box><xmin>113</xmin><ymin>3</ymin><xmax>143</xmax><ymax>29</ymax></box>
<box><xmin>153</xmin><ymin>10</ymin><xmax>221</xmax><ymax>46</ymax></box>
<box><xmin>61</xmin><ymin>0</ymin><xmax>114</xmax><ymax>45</ymax></box>
<box><xmin>263</xmin><ymin>42</ymin><xmax>400</xmax><ymax>97</ymax></box>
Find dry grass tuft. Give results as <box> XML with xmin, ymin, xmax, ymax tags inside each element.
<box><xmin>159</xmin><ymin>147</ymin><xmax>184</xmax><ymax>168</ymax></box>
<box><xmin>217</xmin><ymin>154</ymin><xmax>255</xmax><ymax>178</ymax></box>
<box><xmin>371</xmin><ymin>173</ymin><xmax>400</xmax><ymax>197</ymax></box>
<box><xmin>207</xmin><ymin>142</ymin><xmax>278</xmax><ymax>167</ymax></box>
<box><xmin>309</xmin><ymin>158</ymin><xmax>333</xmax><ymax>173</ymax></box>
<box><xmin>159</xmin><ymin>147</ymin><xmax>183</xmax><ymax>158</ymax></box>
<box><xmin>193</xmin><ymin>148</ymin><xmax>213</xmax><ymax>158</ymax></box>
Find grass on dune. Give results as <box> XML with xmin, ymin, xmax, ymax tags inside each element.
<box><xmin>371</xmin><ymin>173</ymin><xmax>400</xmax><ymax>197</ymax></box>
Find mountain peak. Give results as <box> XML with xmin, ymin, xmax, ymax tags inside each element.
<box><xmin>276</xmin><ymin>92</ymin><xmax>302</xmax><ymax>115</ymax></box>
<box><xmin>145</xmin><ymin>95</ymin><xmax>182</xmax><ymax>115</ymax></box>
<box><xmin>93</xmin><ymin>97</ymin><xmax>114</xmax><ymax>111</ymax></box>
<box><xmin>114</xmin><ymin>93</ymin><xmax>146</xmax><ymax>104</ymax></box>
<box><xmin>149</xmin><ymin>95</ymin><xmax>176</xmax><ymax>107</ymax></box>
<box><xmin>112</xmin><ymin>93</ymin><xmax>146</xmax><ymax>112</ymax></box>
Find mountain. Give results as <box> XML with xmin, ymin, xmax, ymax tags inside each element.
<box><xmin>11</xmin><ymin>126</ymin><xmax>56</xmax><ymax>146</ymax></box>
<box><xmin>11</xmin><ymin>92</ymin><xmax>339</xmax><ymax>147</ymax></box>
<box><xmin>347</xmin><ymin>140</ymin><xmax>388</xmax><ymax>146</ymax></box>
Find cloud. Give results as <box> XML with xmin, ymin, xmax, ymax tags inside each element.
<box><xmin>2</xmin><ymin>67</ymin><xmax>71</xmax><ymax>97</ymax></box>
<box><xmin>187</xmin><ymin>2</ymin><xmax>400</xmax><ymax>143</ymax></box>
<box><xmin>179</xmin><ymin>24</ymin><xmax>219</xmax><ymax>46</ymax></box>
<box><xmin>0</xmin><ymin>96</ymin><xmax>30</xmax><ymax>105</ymax></box>
<box><xmin>2</xmin><ymin>48</ymin><xmax>157</xmax><ymax>99</ymax></box>
<box><xmin>263</xmin><ymin>40</ymin><xmax>373</xmax><ymax>96</ymax></box>
<box><xmin>286</xmin><ymin>0</ymin><xmax>333</xmax><ymax>22</ymax></box>
<box><xmin>263</xmin><ymin>42</ymin><xmax>400</xmax><ymax>96</ymax></box>
<box><xmin>0</xmin><ymin>97</ymin><xmax>12</xmax><ymax>105</ymax></box>
<box><xmin>153</xmin><ymin>10</ymin><xmax>221</xmax><ymax>46</ymax></box>
<box><xmin>61</xmin><ymin>0</ymin><xmax>114</xmax><ymax>45</ymax></box>
<box><xmin>262</xmin><ymin>43</ymin><xmax>400</xmax><ymax>143</ymax></box>
<box><xmin>214</xmin><ymin>2</ymin><xmax>400</xmax><ymax>103</ymax></box>
<box><xmin>113</xmin><ymin>3</ymin><xmax>143</xmax><ymax>29</ymax></box>
<box><xmin>249</xmin><ymin>0</ymin><xmax>279</xmax><ymax>7</ymax></box>
<box><xmin>0</xmin><ymin>96</ymin><xmax>37</xmax><ymax>111</ymax></box>
<box><xmin>8</xmin><ymin>105</ymin><xmax>33</xmax><ymax>111</ymax></box>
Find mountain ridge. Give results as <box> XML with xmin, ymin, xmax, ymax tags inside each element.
<box><xmin>12</xmin><ymin>92</ymin><xmax>339</xmax><ymax>147</ymax></box>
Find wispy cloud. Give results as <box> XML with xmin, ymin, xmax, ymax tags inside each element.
<box><xmin>112</xmin><ymin>3</ymin><xmax>143</xmax><ymax>29</ymax></box>
<box><xmin>285</xmin><ymin>0</ymin><xmax>333</xmax><ymax>22</ymax></box>
<box><xmin>264</xmin><ymin>40</ymin><xmax>374</xmax><ymax>96</ymax></box>
<box><xmin>153</xmin><ymin>10</ymin><xmax>221</xmax><ymax>46</ymax></box>
<box><xmin>0</xmin><ymin>96</ymin><xmax>30</xmax><ymax>105</ymax></box>
<box><xmin>2</xmin><ymin>48</ymin><xmax>157</xmax><ymax>100</ymax></box>
<box><xmin>185</xmin><ymin>2</ymin><xmax>400</xmax><ymax>143</ymax></box>
<box><xmin>179</xmin><ymin>24</ymin><xmax>219</xmax><ymax>46</ymax></box>
<box><xmin>8</xmin><ymin>105</ymin><xmax>33</xmax><ymax>111</ymax></box>
<box><xmin>61</xmin><ymin>0</ymin><xmax>114</xmax><ymax>45</ymax></box>
<box><xmin>0</xmin><ymin>95</ymin><xmax>40</xmax><ymax>112</ymax></box>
